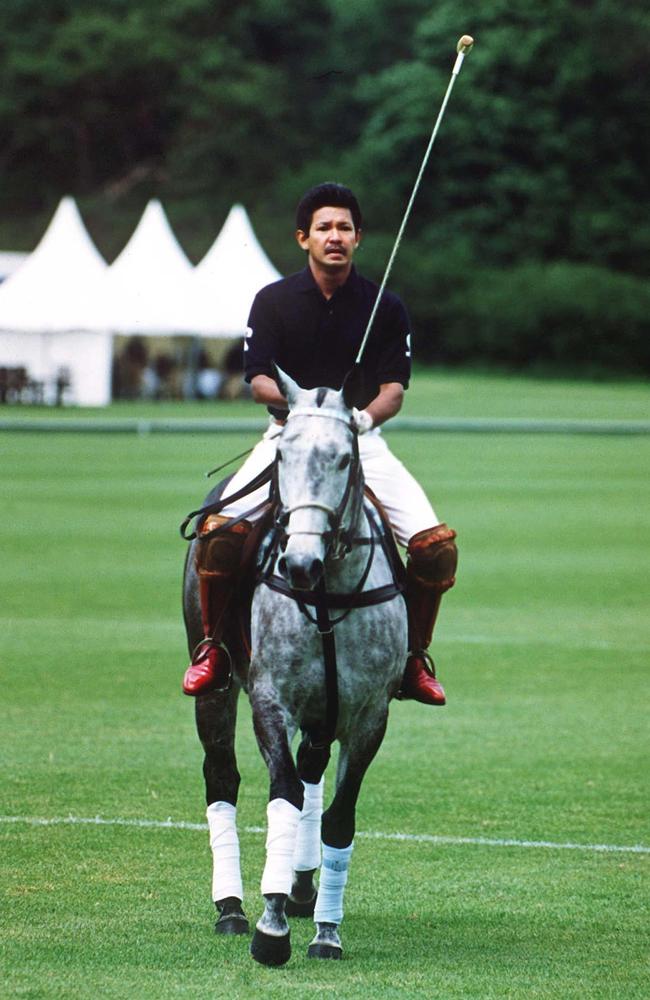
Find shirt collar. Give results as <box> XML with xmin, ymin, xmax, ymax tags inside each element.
<box><xmin>297</xmin><ymin>264</ymin><xmax>361</xmax><ymax>297</ymax></box>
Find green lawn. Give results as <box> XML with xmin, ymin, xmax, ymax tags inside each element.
<box><xmin>1</xmin><ymin>366</ymin><xmax>648</xmax><ymax>422</ymax></box>
<box><xmin>1</xmin><ymin>374</ymin><xmax>648</xmax><ymax>997</ymax></box>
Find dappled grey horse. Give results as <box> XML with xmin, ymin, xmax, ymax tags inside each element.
<box><xmin>183</xmin><ymin>370</ymin><xmax>407</xmax><ymax>965</ymax></box>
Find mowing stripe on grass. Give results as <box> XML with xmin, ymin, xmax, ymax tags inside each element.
<box><xmin>3</xmin><ymin>618</ymin><xmax>647</xmax><ymax>653</ymax></box>
<box><xmin>1</xmin><ymin>814</ymin><xmax>648</xmax><ymax>855</ymax></box>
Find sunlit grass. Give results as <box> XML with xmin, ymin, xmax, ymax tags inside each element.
<box><xmin>1</xmin><ymin>379</ymin><xmax>648</xmax><ymax>997</ymax></box>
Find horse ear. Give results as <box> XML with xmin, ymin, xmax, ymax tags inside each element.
<box><xmin>341</xmin><ymin>364</ymin><xmax>367</xmax><ymax>410</ymax></box>
<box><xmin>273</xmin><ymin>364</ymin><xmax>301</xmax><ymax>405</ymax></box>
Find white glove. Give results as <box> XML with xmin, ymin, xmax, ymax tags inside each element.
<box><xmin>352</xmin><ymin>408</ymin><xmax>373</xmax><ymax>435</ymax></box>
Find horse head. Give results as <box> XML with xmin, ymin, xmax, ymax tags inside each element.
<box><xmin>273</xmin><ymin>366</ymin><xmax>363</xmax><ymax>591</ymax></box>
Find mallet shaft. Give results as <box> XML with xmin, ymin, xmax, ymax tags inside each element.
<box><xmin>355</xmin><ymin>34</ymin><xmax>474</xmax><ymax>366</ymax></box>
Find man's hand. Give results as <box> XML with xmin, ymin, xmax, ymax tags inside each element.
<box><xmin>352</xmin><ymin>408</ymin><xmax>374</xmax><ymax>434</ymax></box>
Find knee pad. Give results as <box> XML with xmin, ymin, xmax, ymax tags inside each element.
<box><xmin>407</xmin><ymin>524</ymin><xmax>458</xmax><ymax>591</ymax></box>
<box><xmin>197</xmin><ymin>516</ymin><xmax>252</xmax><ymax>576</ymax></box>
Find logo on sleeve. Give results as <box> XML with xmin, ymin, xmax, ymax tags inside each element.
<box><xmin>405</xmin><ymin>333</ymin><xmax>411</xmax><ymax>358</ymax></box>
<box><xmin>244</xmin><ymin>326</ymin><xmax>253</xmax><ymax>351</ymax></box>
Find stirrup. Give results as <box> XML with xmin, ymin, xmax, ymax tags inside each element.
<box><xmin>409</xmin><ymin>648</ymin><xmax>437</xmax><ymax>676</ymax></box>
<box><xmin>190</xmin><ymin>637</ymin><xmax>233</xmax><ymax>693</ymax></box>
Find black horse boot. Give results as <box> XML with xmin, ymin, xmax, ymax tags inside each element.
<box><xmin>183</xmin><ymin>514</ymin><xmax>252</xmax><ymax>696</ymax></box>
<box><xmin>399</xmin><ymin>523</ymin><xmax>458</xmax><ymax>706</ymax></box>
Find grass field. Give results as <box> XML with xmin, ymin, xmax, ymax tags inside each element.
<box><xmin>1</xmin><ymin>372</ymin><xmax>648</xmax><ymax>998</ymax></box>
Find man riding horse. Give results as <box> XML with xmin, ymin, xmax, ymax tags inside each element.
<box><xmin>183</xmin><ymin>183</ymin><xmax>458</xmax><ymax>706</ymax></box>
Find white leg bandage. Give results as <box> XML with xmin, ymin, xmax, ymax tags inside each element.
<box><xmin>207</xmin><ymin>801</ymin><xmax>243</xmax><ymax>903</ymax></box>
<box><xmin>313</xmin><ymin>841</ymin><xmax>354</xmax><ymax>926</ymax></box>
<box><xmin>293</xmin><ymin>778</ymin><xmax>324</xmax><ymax>873</ymax></box>
<box><xmin>260</xmin><ymin>798</ymin><xmax>301</xmax><ymax>896</ymax></box>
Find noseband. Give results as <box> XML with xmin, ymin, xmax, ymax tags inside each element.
<box><xmin>273</xmin><ymin>408</ymin><xmax>362</xmax><ymax>561</ymax></box>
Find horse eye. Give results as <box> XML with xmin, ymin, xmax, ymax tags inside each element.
<box><xmin>276</xmin><ymin>449</ymin><xmax>282</xmax><ymax>462</ymax></box>
<box><xmin>338</xmin><ymin>454</ymin><xmax>351</xmax><ymax>470</ymax></box>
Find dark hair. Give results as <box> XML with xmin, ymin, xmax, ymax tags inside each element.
<box><xmin>295</xmin><ymin>183</ymin><xmax>363</xmax><ymax>234</ymax></box>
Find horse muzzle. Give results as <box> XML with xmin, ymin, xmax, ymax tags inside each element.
<box><xmin>277</xmin><ymin>552</ymin><xmax>325</xmax><ymax>591</ymax></box>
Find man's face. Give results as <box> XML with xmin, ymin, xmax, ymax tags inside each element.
<box><xmin>296</xmin><ymin>206</ymin><xmax>361</xmax><ymax>271</ymax></box>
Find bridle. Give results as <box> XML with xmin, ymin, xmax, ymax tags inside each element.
<box><xmin>273</xmin><ymin>407</ymin><xmax>363</xmax><ymax>562</ymax></box>
<box><xmin>261</xmin><ymin>404</ymin><xmax>405</xmax><ymax>752</ymax></box>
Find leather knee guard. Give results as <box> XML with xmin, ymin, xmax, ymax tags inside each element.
<box><xmin>197</xmin><ymin>515</ymin><xmax>252</xmax><ymax>576</ymax></box>
<box><xmin>407</xmin><ymin>523</ymin><xmax>458</xmax><ymax>591</ymax></box>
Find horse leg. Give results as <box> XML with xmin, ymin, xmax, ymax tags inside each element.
<box><xmin>286</xmin><ymin>734</ymin><xmax>330</xmax><ymax>917</ymax></box>
<box><xmin>249</xmin><ymin>687</ymin><xmax>304</xmax><ymax>966</ymax></box>
<box><xmin>195</xmin><ymin>684</ymin><xmax>249</xmax><ymax>935</ymax></box>
<box><xmin>308</xmin><ymin>714</ymin><xmax>388</xmax><ymax>960</ymax></box>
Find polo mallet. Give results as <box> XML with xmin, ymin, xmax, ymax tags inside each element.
<box><xmin>346</xmin><ymin>34</ymin><xmax>474</xmax><ymax>401</ymax></box>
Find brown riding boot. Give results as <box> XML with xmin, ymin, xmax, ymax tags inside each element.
<box><xmin>399</xmin><ymin>523</ymin><xmax>458</xmax><ymax>706</ymax></box>
<box><xmin>183</xmin><ymin>514</ymin><xmax>252</xmax><ymax>696</ymax></box>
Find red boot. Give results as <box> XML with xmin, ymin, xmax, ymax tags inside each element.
<box><xmin>401</xmin><ymin>652</ymin><xmax>447</xmax><ymax>705</ymax></box>
<box><xmin>399</xmin><ymin>524</ymin><xmax>458</xmax><ymax>706</ymax></box>
<box><xmin>183</xmin><ymin>639</ymin><xmax>232</xmax><ymax>696</ymax></box>
<box><xmin>183</xmin><ymin>515</ymin><xmax>251</xmax><ymax>697</ymax></box>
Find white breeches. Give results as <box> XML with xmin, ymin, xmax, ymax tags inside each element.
<box><xmin>219</xmin><ymin>421</ymin><xmax>438</xmax><ymax>548</ymax></box>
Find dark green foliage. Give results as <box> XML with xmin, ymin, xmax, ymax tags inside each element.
<box><xmin>412</xmin><ymin>261</ymin><xmax>650</xmax><ymax>375</ymax></box>
<box><xmin>0</xmin><ymin>0</ymin><xmax>648</xmax><ymax>371</ymax></box>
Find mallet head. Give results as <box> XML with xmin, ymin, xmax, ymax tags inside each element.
<box><xmin>457</xmin><ymin>35</ymin><xmax>474</xmax><ymax>54</ymax></box>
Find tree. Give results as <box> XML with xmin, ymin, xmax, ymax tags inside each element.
<box><xmin>345</xmin><ymin>0</ymin><xmax>650</xmax><ymax>274</ymax></box>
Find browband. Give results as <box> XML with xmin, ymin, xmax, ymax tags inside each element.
<box><xmin>286</xmin><ymin>407</ymin><xmax>353</xmax><ymax>426</ymax></box>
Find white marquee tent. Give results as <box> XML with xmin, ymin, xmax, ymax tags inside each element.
<box><xmin>0</xmin><ymin>251</ymin><xmax>28</xmax><ymax>283</ymax></box>
<box><xmin>0</xmin><ymin>198</ymin><xmax>282</xmax><ymax>405</ymax></box>
<box><xmin>100</xmin><ymin>198</ymin><xmax>194</xmax><ymax>335</ymax></box>
<box><xmin>185</xmin><ymin>203</ymin><xmax>282</xmax><ymax>336</ymax></box>
<box><xmin>0</xmin><ymin>197</ymin><xmax>111</xmax><ymax>405</ymax></box>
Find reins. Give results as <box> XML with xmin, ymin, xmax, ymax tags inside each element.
<box><xmin>180</xmin><ymin>462</ymin><xmax>275</xmax><ymax>541</ymax></box>
<box><xmin>262</xmin><ymin>504</ymin><xmax>402</xmax><ymax>626</ymax></box>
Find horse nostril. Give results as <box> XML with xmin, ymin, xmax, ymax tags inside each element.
<box><xmin>310</xmin><ymin>558</ymin><xmax>323</xmax><ymax>581</ymax></box>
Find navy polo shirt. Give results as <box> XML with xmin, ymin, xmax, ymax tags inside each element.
<box><xmin>244</xmin><ymin>266</ymin><xmax>411</xmax><ymax>404</ymax></box>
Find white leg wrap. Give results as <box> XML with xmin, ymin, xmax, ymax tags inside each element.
<box><xmin>314</xmin><ymin>841</ymin><xmax>353</xmax><ymax>926</ymax></box>
<box><xmin>260</xmin><ymin>798</ymin><xmax>301</xmax><ymax>896</ymax></box>
<box><xmin>293</xmin><ymin>778</ymin><xmax>324</xmax><ymax>872</ymax></box>
<box><xmin>207</xmin><ymin>801</ymin><xmax>243</xmax><ymax>903</ymax></box>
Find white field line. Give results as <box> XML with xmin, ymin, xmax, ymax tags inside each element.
<box><xmin>1</xmin><ymin>814</ymin><xmax>648</xmax><ymax>855</ymax></box>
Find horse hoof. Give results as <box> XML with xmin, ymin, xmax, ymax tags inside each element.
<box><xmin>214</xmin><ymin>912</ymin><xmax>249</xmax><ymax>936</ymax></box>
<box><xmin>308</xmin><ymin>923</ymin><xmax>342</xmax><ymax>959</ymax></box>
<box><xmin>285</xmin><ymin>891</ymin><xmax>317</xmax><ymax>917</ymax></box>
<box><xmin>250</xmin><ymin>928</ymin><xmax>291</xmax><ymax>966</ymax></box>
<box><xmin>214</xmin><ymin>897</ymin><xmax>249</xmax><ymax>936</ymax></box>
<box><xmin>307</xmin><ymin>941</ymin><xmax>342</xmax><ymax>960</ymax></box>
